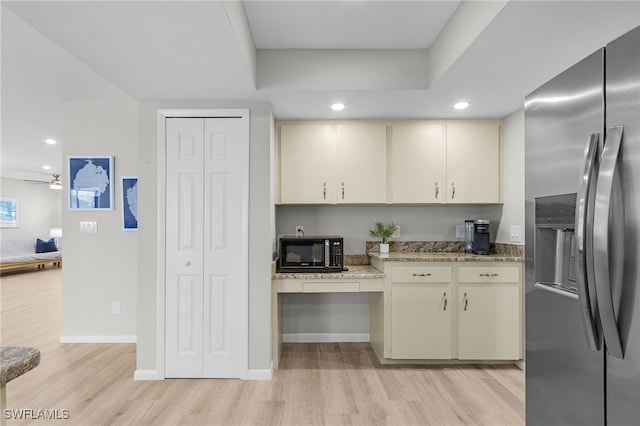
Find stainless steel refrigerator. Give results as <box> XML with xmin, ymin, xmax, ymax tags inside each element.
<box><xmin>525</xmin><ymin>26</ymin><xmax>640</xmax><ymax>425</ymax></box>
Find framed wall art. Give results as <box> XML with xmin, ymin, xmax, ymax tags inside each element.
<box><xmin>121</xmin><ymin>176</ymin><xmax>138</xmax><ymax>231</ymax></box>
<box><xmin>68</xmin><ymin>156</ymin><xmax>114</xmax><ymax>210</ymax></box>
<box><xmin>0</xmin><ymin>197</ymin><xmax>19</xmax><ymax>228</ymax></box>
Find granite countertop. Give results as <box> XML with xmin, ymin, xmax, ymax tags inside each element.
<box><xmin>368</xmin><ymin>251</ymin><xmax>524</xmax><ymax>262</ymax></box>
<box><xmin>271</xmin><ymin>241</ymin><xmax>524</xmax><ymax>281</ymax></box>
<box><xmin>0</xmin><ymin>347</ymin><xmax>41</xmax><ymax>385</ymax></box>
<box><xmin>273</xmin><ymin>265</ymin><xmax>385</xmax><ymax>280</ymax></box>
<box><xmin>366</xmin><ymin>241</ymin><xmax>524</xmax><ymax>262</ymax></box>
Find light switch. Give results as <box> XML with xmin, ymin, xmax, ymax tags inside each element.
<box><xmin>80</xmin><ymin>221</ymin><xmax>98</xmax><ymax>233</ymax></box>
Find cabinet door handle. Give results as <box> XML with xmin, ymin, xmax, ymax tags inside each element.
<box><xmin>464</xmin><ymin>292</ymin><xmax>468</xmax><ymax>311</ymax></box>
<box><xmin>435</xmin><ymin>182</ymin><xmax>439</xmax><ymax>199</ymax></box>
<box><xmin>451</xmin><ymin>182</ymin><xmax>456</xmax><ymax>199</ymax></box>
<box><xmin>479</xmin><ymin>273</ymin><xmax>499</xmax><ymax>277</ymax></box>
<box><xmin>323</xmin><ymin>182</ymin><xmax>327</xmax><ymax>200</ymax></box>
<box><xmin>443</xmin><ymin>292</ymin><xmax>447</xmax><ymax>311</ymax></box>
<box><xmin>341</xmin><ymin>182</ymin><xmax>345</xmax><ymax>200</ymax></box>
<box><xmin>412</xmin><ymin>273</ymin><xmax>432</xmax><ymax>277</ymax></box>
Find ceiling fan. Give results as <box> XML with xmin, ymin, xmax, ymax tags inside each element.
<box><xmin>23</xmin><ymin>174</ymin><xmax>63</xmax><ymax>190</ymax></box>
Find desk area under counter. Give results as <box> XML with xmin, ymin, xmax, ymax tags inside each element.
<box><xmin>271</xmin><ymin>265</ymin><xmax>385</xmax><ymax>368</ymax></box>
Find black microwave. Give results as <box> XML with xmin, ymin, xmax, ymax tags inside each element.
<box><xmin>278</xmin><ymin>236</ymin><xmax>344</xmax><ymax>273</ymax></box>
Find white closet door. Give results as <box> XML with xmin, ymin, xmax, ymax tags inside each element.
<box><xmin>165</xmin><ymin>118</ymin><xmax>205</xmax><ymax>378</ymax></box>
<box><xmin>202</xmin><ymin>118</ymin><xmax>247</xmax><ymax>378</ymax></box>
<box><xmin>165</xmin><ymin>117</ymin><xmax>247</xmax><ymax>379</ymax></box>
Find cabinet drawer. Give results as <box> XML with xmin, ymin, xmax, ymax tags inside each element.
<box><xmin>458</xmin><ymin>266</ymin><xmax>519</xmax><ymax>283</ymax></box>
<box><xmin>391</xmin><ymin>266</ymin><xmax>452</xmax><ymax>283</ymax></box>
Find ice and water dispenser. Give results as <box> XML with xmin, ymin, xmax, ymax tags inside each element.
<box><xmin>534</xmin><ymin>193</ymin><xmax>578</xmax><ymax>297</ymax></box>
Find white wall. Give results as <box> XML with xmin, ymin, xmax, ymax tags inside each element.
<box><xmin>283</xmin><ymin>293</ymin><xmax>370</xmax><ymax>340</ymax></box>
<box><xmin>61</xmin><ymin>100</ymin><xmax>138</xmax><ymax>340</ymax></box>
<box><xmin>496</xmin><ymin>109</ymin><xmax>525</xmax><ymax>244</ymax></box>
<box><xmin>277</xmin><ymin>204</ymin><xmax>504</xmax><ymax>254</ymax></box>
<box><xmin>135</xmin><ymin>100</ymin><xmax>274</xmax><ymax>376</ymax></box>
<box><xmin>0</xmin><ymin>177</ymin><xmax>62</xmax><ymax>240</ymax></box>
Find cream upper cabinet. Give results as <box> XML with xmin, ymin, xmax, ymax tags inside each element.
<box><xmin>445</xmin><ymin>122</ymin><xmax>501</xmax><ymax>204</ymax></box>
<box><xmin>279</xmin><ymin>124</ymin><xmax>335</xmax><ymax>204</ymax></box>
<box><xmin>278</xmin><ymin>119</ymin><xmax>501</xmax><ymax>205</ymax></box>
<box><xmin>389</xmin><ymin>121</ymin><xmax>501</xmax><ymax>204</ymax></box>
<box><xmin>390</xmin><ymin>123</ymin><xmax>446</xmax><ymax>203</ymax></box>
<box><xmin>279</xmin><ymin>122</ymin><xmax>387</xmax><ymax>204</ymax></box>
<box><xmin>336</xmin><ymin>124</ymin><xmax>387</xmax><ymax>203</ymax></box>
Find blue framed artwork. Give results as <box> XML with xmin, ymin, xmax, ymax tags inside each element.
<box><xmin>121</xmin><ymin>176</ymin><xmax>138</xmax><ymax>231</ymax></box>
<box><xmin>68</xmin><ymin>156</ymin><xmax>114</xmax><ymax>210</ymax></box>
<box><xmin>0</xmin><ymin>197</ymin><xmax>19</xmax><ymax>228</ymax></box>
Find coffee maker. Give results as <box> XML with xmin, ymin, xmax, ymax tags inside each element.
<box><xmin>473</xmin><ymin>219</ymin><xmax>491</xmax><ymax>255</ymax></box>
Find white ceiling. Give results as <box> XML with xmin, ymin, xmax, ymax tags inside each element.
<box><xmin>1</xmin><ymin>1</ymin><xmax>639</xmax><ymax>182</ymax></box>
<box><xmin>244</xmin><ymin>1</ymin><xmax>460</xmax><ymax>49</ymax></box>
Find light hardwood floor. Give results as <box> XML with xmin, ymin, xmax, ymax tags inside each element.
<box><xmin>1</xmin><ymin>268</ymin><xmax>525</xmax><ymax>425</ymax></box>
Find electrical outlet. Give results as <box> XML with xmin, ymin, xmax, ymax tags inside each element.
<box><xmin>510</xmin><ymin>225</ymin><xmax>522</xmax><ymax>243</ymax></box>
<box><xmin>295</xmin><ymin>225</ymin><xmax>304</xmax><ymax>237</ymax></box>
<box><xmin>112</xmin><ymin>301</ymin><xmax>121</xmax><ymax>315</ymax></box>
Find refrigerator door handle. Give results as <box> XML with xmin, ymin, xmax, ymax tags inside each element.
<box><xmin>575</xmin><ymin>132</ymin><xmax>601</xmax><ymax>351</ymax></box>
<box><xmin>594</xmin><ymin>125</ymin><xmax>624</xmax><ymax>359</ymax></box>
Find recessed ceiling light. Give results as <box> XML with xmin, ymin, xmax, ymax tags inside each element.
<box><xmin>43</xmin><ymin>165</ymin><xmax>51</xmax><ymax>170</ymax></box>
<box><xmin>454</xmin><ymin>101</ymin><xmax>470</xmax><ymax>110</ymax></box>
<box><xmin>331</xmin><ymin>103</ymin><xmax>345</xmax><ymax>111</ymax></box>
<box><xmin>45</xmin><ymin>138</ymin><xmax>56</xmax><ymax>145</ymax></box>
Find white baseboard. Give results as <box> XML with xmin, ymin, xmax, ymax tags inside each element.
<box><xmin>247</xmin><ymin>362</ymin><xmax>273</xmax><ymax>380</ymax></box>
<box><xmin>134</xmin><ymin>368</ymin><xmax>272</xmax><ymax>381</ymax></box>
<box><xmin>283</xmin><ymin>333</ymin><xmax>370</xmax><ymax>343</ymax></box>
<box><xmin>515</xmin><ymin>360</ymin><xmax>525</xmax><ymax>371</ymax></box>
<box><xmin>59</xmin><ymin>335</ymin><xmax>137</xmax><ymax>343</ymax></box>
<box><xmin>134</xmin><ymin>369</ymin><xmax>163</xmax><ymax>381</ymax></box>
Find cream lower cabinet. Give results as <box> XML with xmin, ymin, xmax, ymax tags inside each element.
<box><xmin>374</xmin><ymin>260</ymin><xmax>523</xmax><ymax>363</ymax></box>
<box><xmin>391</xmin><ymin>285</ymin><xmax>452</xmax><ymax>359</ymax></box>
<box><xmin>457</xmin><ymin>265</ymin><xmax>521</xmax><ymax>360</ymax></box>
<box><xmin>457</xmin><ymin>286</ymin><xmax>520</xmax><ymax>360</ymax></box>
<box><xmin>389</xmin><ymin>266</ymin><xmax>452</xmax><ymax>359</ymax></box>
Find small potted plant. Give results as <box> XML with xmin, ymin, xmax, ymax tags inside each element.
<box><xmin>369</xmin><ymin>221</ymin><xmax>398</xmax><ymax>253</ymax></box>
